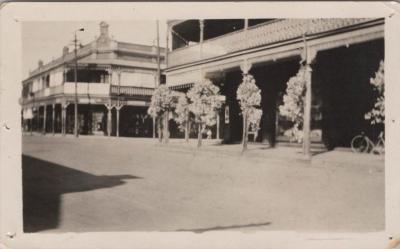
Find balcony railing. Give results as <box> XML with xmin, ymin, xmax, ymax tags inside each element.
<box><xmin>22</xmin><ymin>83</ymin><xmax>155</xmax><ymax>104</ymax></box>
<box><xmin>168</xmin><ymin>18</ymin><xmax>373</xmax><ymax>68</ymax></box>
<box><xmin>63</xmin><ymin>82</ymin><xmax>110</xmax><ymax>95</ymax></box>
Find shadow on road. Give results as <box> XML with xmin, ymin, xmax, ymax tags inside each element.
<box><xmin>22</xmin><ymin>155</ymin><xmax>140</xmax><ymax>233</ymax></box>
<box><xmin>176</xmin><ymin>222</ymin><xmax>272</xmax><ymax>233</ymax></box>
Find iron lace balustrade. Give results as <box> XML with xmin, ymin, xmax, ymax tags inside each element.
<box><xmin>168</xmin><ymin>18</ymin><xmax>375</xmax><ymax>68</ymax></box>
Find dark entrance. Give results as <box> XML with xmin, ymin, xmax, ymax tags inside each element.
<box><xmin>315</xmin><ymin>39</ymin><xmax>384</xmax><ymax>149</ymax></box>
<box><xmin>66</xmin><ymin>104</ymin><xmax>107</xmax><ymax>135</ymax></box>
<box><xmin>119</xmin><ymin>106</ymin><xmax>153</xmax><ymax>137</ymax></box>
<box><xmin>252</xmin><ymin>58</ymin><xmax>301</xmax><ymax>146</ymax></box>
<box><xmin>219</xmin><ymin>59</ymin><xmax>301</xmax><ymax>145</ymax></box>
<box><xmin>220</xmin><ymin>69</ymin><xmax>243</xmax><ymax>144</ymax></box>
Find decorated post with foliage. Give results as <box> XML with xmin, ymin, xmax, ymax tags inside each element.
<box><xmin>147</xmin><ymin>85</ymin><xmax>176</xmax><ymax>143</ymax></box>
<box><xmin>147</xmin><ymin>99</ymin><xmax>163</xmax><ymax>143</ymax></box>
<box><xmin>187</xmin><ymin>79</ymin><xmax>223</xmax><ymax>148</ymax></box>
<box><xmin>248</xmin><ymin>108</ymin><xmax>263</xmax><ymax>137</ymax></box>
<box><xmin>174</xmin><ymin>92</ymin><xmax>193</xmax><ymax>142</ymax></box>
<box><xmin>365</xmin><ymin>60</ymin><xmax>385</xmax><ymax>126</ymax></box>
<box><xmin>236</xmin><ymin>67</ymin><xmax>262</xmax><ymax>152</ymax></box>
<box><xmin>279</xmin><ymin>66</ymin><xmax>307</xmax><ymax>143</ymax></box>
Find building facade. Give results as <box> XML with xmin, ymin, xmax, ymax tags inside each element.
<box><xmin>21</xmin><ymin>22</ymin><xmax>165</xmax><ymax>137</ymax></box>
<box><xmin>165</xmin><ymin>19</ymin><xmax>384</xmax><ymax>149</ymax></box>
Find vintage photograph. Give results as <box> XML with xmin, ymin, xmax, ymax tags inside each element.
<box><xmin>20</xmin><ymin>18</ymin><xmax>385</xmax><ymax>233</ymax></box>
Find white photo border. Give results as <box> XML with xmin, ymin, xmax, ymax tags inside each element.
<box><xmin>1</xmin><ymin>2</ymin><xmax>399</xmax><ymax>249</ymax></box>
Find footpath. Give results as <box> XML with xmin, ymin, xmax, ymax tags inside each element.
<box><xmin>153</xmin><ymin>138</ymin><xmax>385</xmax><ymax>171</ymax></box>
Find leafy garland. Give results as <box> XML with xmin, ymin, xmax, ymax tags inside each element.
<box><xmin>173</xmin><ymin>92</ymin><xmax>193</xmax><ymax>131</ymax></box>
<box><xmin>247</xmin><ymin>108</ymin><xmax>263</xmax><ymax>132</ymax></box>
<box><xmin>236</xmin><ymin>74</ymin><xmax>262</xmax><ymax>130</ymax></box>
<box><xmin>365</xmin><ymin>60</ymin><xmax>384</xmax><ymax>125</ymax></box>
<box><xmin>279</xmin><ymin>66</ymin><xmax>307</xmax><ymax>143</ymax></box>
<box><xmin>187</xmin><ymin>79</ymin><xmax>223</xmax><ymax>127</ymax></box>
<box><xmin>147</xmin><ymin>85</ymin><xmax>177</xmax><ymax>118</ymax></box>
<box><xmin>148</xmin><ymin>85</ymin><xmax>179</xmax><ymax>143</ymax></box>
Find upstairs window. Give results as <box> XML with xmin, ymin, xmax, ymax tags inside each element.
<box><xmin>45</xmin><ymin>75</ymin><xmax>50</xmax><ymax>88</ymax></box>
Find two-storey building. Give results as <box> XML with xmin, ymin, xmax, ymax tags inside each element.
<box><xmin>21</xmin><ymin>22</ymin><xmax>165</xmax><ymax>137</ymax></box>
<box><xmin>165</xmin><ymin>19</ymin><xmax>384</xmax><ymax>150</ymax></box>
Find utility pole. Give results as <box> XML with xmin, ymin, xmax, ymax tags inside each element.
<box><xmin>302</xmin><ymin>32</ymin><xmax>312</xmax><ymax>159</ymax></box>
<box><xmin>155</xmin><ymin>20</ymin><xmax>162</xmax><ymax>141</ymax></box>
<box><xmin>30</xmin><ymin>92</ymin><xmax>34</xmax><ymax>136</ymax></box>
<box><xmin>73</xmin><ymin>31</ymin><xmax>79</xmax><ymax>137</ymax></box>
<box><xmin>73</xmin><ymin>28</ymin><xmax>84</xmax><ymax>138</ymax></box>
<box><xmin>156</xmin><ymin>20</ymin><xmax>161</xmax><ymax>86</ymax></box>
<box><xmin>166</xmin><ymin>26</ymin><xmax>169</xmax><ymax>69</ymax></box>
<box><xmin>116</xmin><ymin>68</ymin><xmax>121</xmax><ymax>137</ymax></box>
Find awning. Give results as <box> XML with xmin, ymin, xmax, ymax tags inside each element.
<box><xmin>169</xmin><ymin>82</ymin><xmax>194</xmax><ymax>91</ymax></box>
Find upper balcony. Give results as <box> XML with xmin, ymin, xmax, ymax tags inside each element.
<box><xmin>167</xmin><ymin>18</ymin><xmax>376</xmax><ymax>68</ymax></box>
<box><xmin>21</xmin><ymin>83</ymin><xmax>154</xmax><ymax>105</ymax></box>
<box><xmin>22</xmin><ymin>83</ymin><xmax>112</xmax><ymax>102</ymax></box>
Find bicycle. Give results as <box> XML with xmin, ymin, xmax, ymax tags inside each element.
<box><xmin>350</xmin><ymin>131</ymin><xmax>385</xmax><ymax>155</ymax></box>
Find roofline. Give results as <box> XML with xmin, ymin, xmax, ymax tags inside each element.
<box><xmin>22</xmin><ymin>59</ymin><xmax>167</xmax><ymax>84</ymax></box>
<box><xmin>25</xmin><ymin>39</ymin><xmax>167</xmax><ymax>83</ymax></box>
<box><xmin>117</xmin><ymin>41</ymin><xmax>167</xmax><ymax>53</ymax></box>
<box><xmin>165</xmin><ymin>18</ymin><xmax>384</xmax><ymax>72</ymax></box>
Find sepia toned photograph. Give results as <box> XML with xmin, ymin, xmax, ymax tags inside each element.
<box><xmin>1</xmin><ymin>2</ymin><xmax>400</xmax><ymax>249</ymax></box>
<box><xmin>20</xmin><ymin>18</ymin><xmax>385</xmax><ymax>233</ymax></box>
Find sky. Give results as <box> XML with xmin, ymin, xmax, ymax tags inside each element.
<box><xmin>22</xmin><ymin>20</ymin><xmax>167</xmax><ymax>78</ymax></box>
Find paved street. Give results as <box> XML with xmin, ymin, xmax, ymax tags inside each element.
<box><xmin>22</xmin><ymin>135</ymin><xmax>384</xmax><ymax>233</ymax></box>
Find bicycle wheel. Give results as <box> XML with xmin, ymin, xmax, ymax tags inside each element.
<box><xmin>351</xmin><ymin>135</ymin><xmax>369</xmax><ymax>153</ymax></box>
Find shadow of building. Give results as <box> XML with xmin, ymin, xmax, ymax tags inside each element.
<box><xmin>22</xmin><ymin>155</ymin><xmax>140</xmax><ymax>232</ymax></box>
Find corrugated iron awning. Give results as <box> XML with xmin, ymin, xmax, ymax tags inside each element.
<box><xmin>110</xmin><ymin>85</ymin><xmax>154</xmax><ymax>96</ymax></box>
<box><xmin>169</xmin><ymin>83</ymin><xmax>194</xmax><ymax>91</ymax></box>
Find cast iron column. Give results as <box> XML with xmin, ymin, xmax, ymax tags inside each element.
<box><xmin>52</xmin><ymin>103</ymin><xmax>55</xmax><ymax>135</ymax></box>
<box><xmin>199</xmin><ymin>19</ymin><xmax>204</xmax><ymax>60</ymax></box>
<box><xmin>73</xmin><ymin>32</ymin><xmax>79</xmax><ymax>137</ymax></box>
<box><xmin>153</xmin><ymin>117</ymin><xmax>156</xmax><ymax>139</ymax></box>
<box><xmin>116</xmin><ymin>69</ymin><xmax>121</xmax><ymax>137</ymax></box>
<box><xmin>199</xmin><ymin>19</ymin><xmax>204</xmax><ymax>43</ymax></box>
<box><xmin>42</xmin><ymin>105</ymin><xmax>47</xmax><ymax>135</ymax></box>
<box><xmin>244</xmin><ymin>19</ymin><xmax>249</xmax><ymax>29</ymax></box>
<box><xmin>116</xmin><ymin>107</ymin><xmax>121</xmax><ymax>137</ymax></box>
<box><xmin>301</xmin><ymin>32</ymin><xmax>316</xmax><ymax>159</ymax></box>
<box><xmin>216</xmin><ymin>111</ymin><xmax>220</xmax><ymax>140</ymax></box>
<box><xmin>106</xmin><ymin>103</ymin><xmax>113</xmax><ymax>137</ymax></box>
<box><xmin>303</xmin><ymin>65</ymin><xmax>312</xmax><ymax>158</ymax></box>
<box><xmin>62</xmin><ymin>104</ymin><xmax>66</xmax><ymax>136</ymax></box>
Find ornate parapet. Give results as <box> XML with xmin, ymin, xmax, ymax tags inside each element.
<box><xmin>168</xmin><ymin>18</ymin><xmax>383</xmax><ymax>68</ymax></box>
